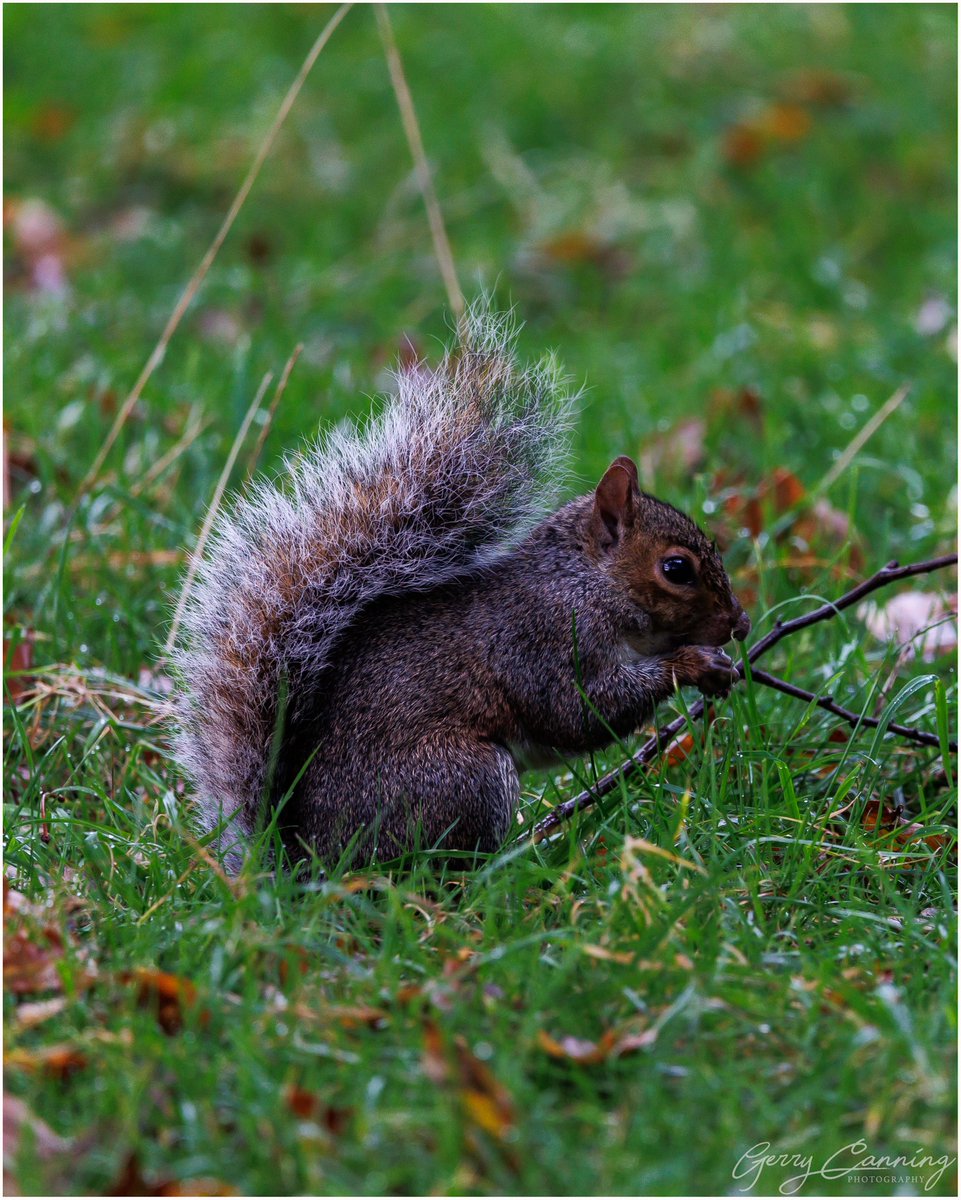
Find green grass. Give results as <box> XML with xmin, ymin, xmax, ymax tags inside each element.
<box><xmin>3</xmin><ymin>3</ymin><xmax>957</xmax><ymax>1195</ymax></box>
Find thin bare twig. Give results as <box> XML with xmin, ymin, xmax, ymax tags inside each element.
<box><xmin>245</xmin><ymin>344</ymin><xmax>304</xmax><ymax>479</ymax></box>
<box><xmin>747</xmin><ymin>666</ymin><xmax>951</xmax><ymax>750</ymax></box>
<box><xmin>532</xmin><ymin>553</ymin><xmax>958</xmax><ymax>842</ymax></box>
<box><xmin>78</xmin><ymin>4</ymin><xmax>352</xmax><ymax>497</ymax></box>
<box><xmin>376</xmin><ymin>4</ymin><xmax>464</xmax><ymax>319</ymax></box>
<box><xmin>814</xmin><ymin>384</ymin><xmax>910</xmax><ymax>498</ymax></box>
<box><xmin>164</xmin><ymin>372</ymin><xmax>274</xmax><ymax>656</ymax></box>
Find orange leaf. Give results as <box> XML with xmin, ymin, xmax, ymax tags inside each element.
<box><xmin>3</xmin><ymin>927</ymin><xmax>65</xmax><ymax>995</ymax></box>
<box><xmin>120</xmin><ymin>968</ymin><xmax>207</xmax><ymax>1035</ymax></box>
<box><xmin>760</xmin><ymin>103</ymin><xmax>812</xmax><ymax>142</ymax></box>
<box><xmin>5</xmin><ymin>1045</ymin><xmax>88</xmax><ymax>1081</ymax></box>
<box><xmin>663</xmin><ymin>732</ymin><xmax>696</xmax><ymax>768</ymax></box>
<box><xmin>422</xmin><ymin>1021</ymin><xmax>515</xmax><ymax>1140</ymax></box>
<box><xmin>106</xmin><ymin>1154</ymin><xmax>237</xmax><ymax>1196</ymax></box>
<box><xmin>538</xmin><ymin>1030</ymin><xmax>609</xmax><ymax>1064</ymax></box>
<box><xmin>284</xmin><ymin>1085</ymin><xmax>353</xmax><ymax>1134</ymax></box>
<box><xmin>3</xmin><ymin>632</ymin><xmax>35</xmax><ymax>701</ymax></box>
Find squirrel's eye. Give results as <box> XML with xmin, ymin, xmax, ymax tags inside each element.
<box><xmin>661</xmin><ymin>556</ymin><xmax>696</xmax><ymax>585</ymax></box>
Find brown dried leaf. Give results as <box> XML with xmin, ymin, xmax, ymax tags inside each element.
<box><xmin>723</xmin><ymin>103</ymin><xmax>812</xmax><ymax>167</ymax></box>
<box><xmin>120</xmin><ymin>968</ymin><xmax>207</xmax><ymax>1035</ymax></box>
<box><xmin>535</xmin><ymin>230</ymin><xmax>632</xmax><ymax>279</ymax></box>
<box><xmin>325</xmin><ymin>1004</ymin><xmax>389</xmax><ymax>1030</ymax></box>
<box><xmin>709</xmin><ymin>386</ymin><xmax>765</xmax><ymax>433</ymax></box>
<box><xmin>663</xmin><ymin>731</ymin><xmax>696</xmax><ymax>768</ymax></box>
<box><xmin>3</xmin><ymin>632</ymin><xmax>35</xmax><ymax>701</ymax></box>
<box><xmin>781</xmin><ymin>68</ymin><xmax>855</xmax><ymax>108</ymax></box>
<box><xmin>422</xmin><ymin>1021</ymin><xmax>515</xmax><ymax>1140</ymax></box>
<box><xmin>538</xmin><ymin>1025</ymin><xmax>658</xmax><ymax>1065</ymax></box>
<box><xmin>859</xmin><ymin>592</ymin><xmax>958</xmax><ymax>662</ymax></box>
<box><xmin>538</xmin><ymin>1030</ymin><xmax>610</xmax><ymax>1064</ymax></box>
<box><xmin>30</xmin><ymin>104</ymin><xmax>77</xmax><ymax>142</ymax></box>
<box><xmin>107</xmin><ymin>1154</ymin><xmax>237</xmax><ymax>1196</ymax></box>
<box><xmin>3</xmin><ymin>926</ymin><xmax>65</xmax><ymax>995</ymax></box>
<box><xmin>284</xmin><ymin>1085</ymin><xmax>353</xmax><ymax>1134</ymax></box>
<box><xmin>639</xmin><ymin>419</ymin><xmax>706</xmax><ymax>488</ymax></box>
<box><xmin>722</xmin><ymin>122</ymin><xmax>765</xmax><ymax>167</ymax></box>
<box><xmin>4</xmin><ymin>1045</ymin><xmax>88</xmax><ymax>1082</ymax></box>
<box><xmin>859</xmin><ymin>800</ymin><xmax>951</xmax><ymax>856</ymax></box>
<box><xmin>760</xmin><ymin>103</ymin><xmax>812</xmax><ymax>142</ymax></box>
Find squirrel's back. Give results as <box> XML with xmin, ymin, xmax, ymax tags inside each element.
<box><xmin>171</xmin><ymin>309</ymin><xmax>575</xmax><ymax>867</ymax></box>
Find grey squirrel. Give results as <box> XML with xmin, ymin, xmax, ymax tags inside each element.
<box><xmin>172</xmin><ymin>309</ymin><xmax>750</xmax><ymax>872</ymax></box>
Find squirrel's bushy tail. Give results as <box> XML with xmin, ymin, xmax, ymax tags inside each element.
<box><xmin>171</xmin><ymin>307</ymin><xmax>574</xmax><ymax>863</ymax></box>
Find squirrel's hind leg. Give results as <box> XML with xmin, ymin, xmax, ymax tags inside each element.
<box><xmin>372</xmin><ymin>737</ymin><xmax>520</xmax><ymax>863</ymax></box>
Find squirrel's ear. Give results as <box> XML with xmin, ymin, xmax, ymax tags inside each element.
<box><xmin>591</xmin><ymin>456</ymin><xmax>639</xmax><ymax>550</ymax></box>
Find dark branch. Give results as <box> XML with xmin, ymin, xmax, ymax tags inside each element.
<box><xmin>748</xmin><ymin>667</ymin><xmax>954</xmax><ymax>751</ymax></box>
<box><xmin>532</xmin><ymin>553</ymin><xmax>957</xmax><ymax>843</ymax></box>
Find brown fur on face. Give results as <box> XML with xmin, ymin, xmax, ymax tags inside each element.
<box><xmin>589</xmin><ymin>456</ymin><xmax>750</xmax><ymax>648</ymax></box>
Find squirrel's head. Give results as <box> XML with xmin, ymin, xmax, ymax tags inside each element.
<box><xmin>589</xmin><ymin>455</ymin><xmax>751</xmax><ymax>649</ymax></box>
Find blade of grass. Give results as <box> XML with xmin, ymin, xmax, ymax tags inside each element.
<box><xmin>78</xmin><ymin>3</ymin><xmax>353</xmax><ymax>496</ymax></box>
<box><xmin>164</xmin><ymin>371</ymin><xmax>273</xmax><ymax>655</ymax></box>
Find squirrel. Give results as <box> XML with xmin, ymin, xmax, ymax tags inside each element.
<box><xmin>171</xmin><ymin>308</ymin><xmax>750</xmax><ymax>873</ymax></box>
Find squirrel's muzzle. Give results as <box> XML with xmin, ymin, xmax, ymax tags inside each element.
<box><xmin>732</xmin><ymin>608</ymin><xmax>751</xmax><ymax>641</ymax></box>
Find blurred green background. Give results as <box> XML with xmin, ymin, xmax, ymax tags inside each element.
<box><xmin>3</xmin><ymin>6</ymin><xmax>957</xmax><ymax>1196</ymax></box>
<box><xmin>4</xmin><ymin>5</ymin><xmax>956</xmax><ymax>673</ymax></box>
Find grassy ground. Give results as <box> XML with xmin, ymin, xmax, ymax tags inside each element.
<box><xmin>3</xmin><ymin>4</ymin><xmax>957</xmax><ymax>1195</ymax></box>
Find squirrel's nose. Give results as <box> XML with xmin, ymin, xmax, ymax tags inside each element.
<box><xmin>732</xmin><ymin>608</ymin><xmax>751</xmax><ymax>641</ymax></box>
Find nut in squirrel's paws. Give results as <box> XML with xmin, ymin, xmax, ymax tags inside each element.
<box><xmin>693</xmin><ymin>646</ymin><xmax>737</xmax><ymax>697</ymax></box>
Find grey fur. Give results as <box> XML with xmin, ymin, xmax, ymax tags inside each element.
<box><xmin>170</xmin><ymin>307</ymin><xmax>574</xmax><ymax>867</ymax></box>
<box><xmin>171</xmin><ymin>307</ymin><xmax>749</xmax><ymax>872</ymax></box>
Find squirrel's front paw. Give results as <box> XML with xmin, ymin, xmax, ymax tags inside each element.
<box><xmin>694</xmin><ymin>646</ymin><xmax>737</xmax><ymax>697</ymax></box>
<box><xmin>668</xmin><ymin>645</ymin><xmax>737</xmax><ymax>697</ymax></box>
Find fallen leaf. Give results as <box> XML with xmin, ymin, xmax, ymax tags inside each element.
<box><xmin>325</xmin><ymin>1004</ymin><xmax>389</xmax><ymax>1030</ymax></box>
<box><xmin>29</xmin><ymin>104</ymin><xmax>77</xmax><ymax>142</ymax></box>
<box><xmin>422</xmin><ymin>1021</ymin><xmax>515</xmax><ymax>1140</ymax></box>
<box><xmin>4</xmin><ymin>1045</ymin><xmax>88</xmax><ymax>1082</ymax></box>
<box><xmin>13</xmin><ymin>997</ymin><xmax>69</xmax><ymax>1030</ymax></box>
<box><xmin>723</xmin><ymin>103</ymin><xmax>812</xmax><ymax>168</ymax></box>
<box><xmin>120</xmin><ymin>968</ymin><xmax>208</xmax><ymax>1035</ymax></box>
<box><xmin>639</xmin><ymin>419</ymin><xmax>706</xmax><ymax>488</ymax></box>
<box><xmin>859</xmin><ymin>800</ymin><xmax>951</xmax><ymax>856</ymax></box>
<box><xmin>859</xmin><ymin>592</ymin><xmax>957</xmax><ymax>662</ymax></box>
<box><xmin>781</xmin><ymin>68</ymin><xmax>855</xmax><ymax>108</ymax></box>
<box><xmin>722</xmin><ymin>122</ymin><xmax>764</xmax><ymax>167</ymax></box>
<box><xmin>284</xmin><ymin>1085</ymin><xmax>352</xmax><ymax>1135</ymax></box>
<box><xmin>3</xmin><ymin>1092</ymin><xmax>72</xmax><ymax>1194</ymax></box>
<box><xmin>761</xmin><ymin>103</ymin><xmax>812</xmax><ymax>142</ymax></box>
<box><xmin>538</xmin><ymin>1030</ymin><xmax>610</xmax><ymax>1064</ymax></box>
<box><xmin>663</xmin><ymin>731</ymin><xmax>696</xmax><ymax>768</ymax></box>
<box><xmin>538</xmin><ymin>1025</ymin><xmax>658</xmax><ymax>1065</ymax></box>
<box><xmin>709</xmin><ymin>386</ymin><xmax>765</xmax><ymax>433</ymax></box>
<box><xmin>106</xmin><ymin>1153</ymin><xmax>236</xmax><ymax>1196</ymax></box>
<box><xmin>535</xmin><ymin>230</ymin><xmax>632</xmax><ymax>279</ymax></box>
<box><xmin>3</xmin><ymin>926</ymin><xmax>65</xmax><ymax>995</ymax></box>
<box><xmin>3</xmin><ymin>197</ymin><xmax>72</xmax><ymax>295</ymax></box>
<box><xmin>3</xmin><ymin>632</ymin><xmax>35</xmax><ymax>701</ymax></box>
